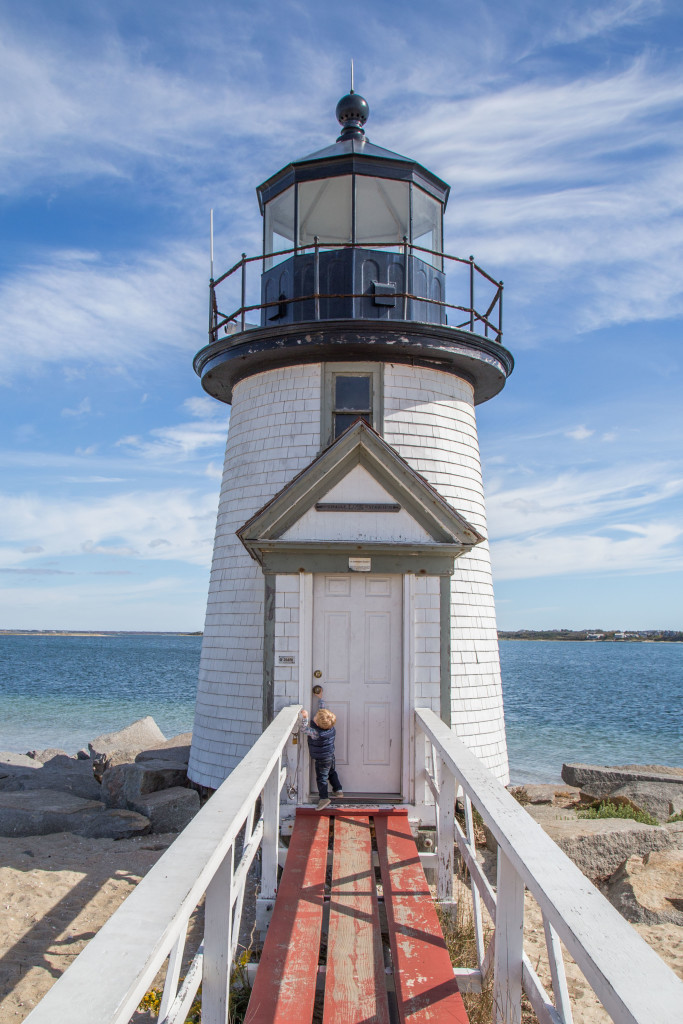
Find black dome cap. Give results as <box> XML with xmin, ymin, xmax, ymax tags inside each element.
<box><xmin>336</xmin><ymin>92</ymin><xmax>369</xmax><ymax>141</ymax></box>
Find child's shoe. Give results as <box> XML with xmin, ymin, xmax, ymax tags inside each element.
<box><xmin>332</xmin><ymin>790</ymin><xmax>344</xmax><ymax>798</ymax></box>
<box><xmin>316</xmin><ymin>797</ymin><xmax>331</xmax><ymax>810</ymax></box>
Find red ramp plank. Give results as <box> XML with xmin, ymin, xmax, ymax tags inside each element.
<box><xmin>323</xmin><ymin>814</ymin><xmax>390</xmax><ymax>1024</ymax></box>
<box><xmin>376</xmin><ymin>814</ymin><xmax>469</xmax><ymax>1024</ymax></box>
<box><xmin>245</xmin><ymin>812</ymin><xmax>329</xmax><ymax>1024</ymax></box>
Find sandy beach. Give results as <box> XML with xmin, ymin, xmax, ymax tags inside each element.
<box><xmin>0</xmin><ymin>832</ymin><xmax>177</xmax><ymax>1024</ymax></box>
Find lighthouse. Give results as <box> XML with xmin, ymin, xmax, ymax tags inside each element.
<box><xmin>188</xmin><ymin>92</ymin><xmax>514</xmax><ymax>803</ymax></box>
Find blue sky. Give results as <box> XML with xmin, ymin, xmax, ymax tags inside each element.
<box><xmin>1</xmin><ymin>0</ymin><xmax>682</xmax><ymax>631</ymax></box>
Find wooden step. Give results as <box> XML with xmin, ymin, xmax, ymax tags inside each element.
<box><xmin>376</xmin><ymin>813</ymin><xmax>469</xmax><ymax>1024</ymax></box>
<box><xmin>244</xmin><ymin>812</ymin><xmax>328</xmax><ymax>1024</ymax></box>
<box><xmin>323</xmin><ymin>813</ymin><xmax>390</xmax><ymax>1024</ymax></box>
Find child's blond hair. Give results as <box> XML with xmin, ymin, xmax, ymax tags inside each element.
<box><xmin>313</xmin><ymin>708</ymin><xmax>336</xmax><ymax>730</ymax></box>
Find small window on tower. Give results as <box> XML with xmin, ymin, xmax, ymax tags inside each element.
<box><xmin>322</xmin><ymin>363</ymin><xmax>383</xmax><ymax>448</ymax></box>
<box><xmin>333</xmin><ymin>375</ymin><xmax>372</xmax><ymax>437</ymax></box>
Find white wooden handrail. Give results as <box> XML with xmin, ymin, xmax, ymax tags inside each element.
<box><xmin>23</xmin><ymin>705</ymin><xmax>302</xmax><ymax>1024</ymax></box>
<box><xmin>415</xmin><ymin>707</ymin><xmax>683</xmax><ymax>1024</ymax></box>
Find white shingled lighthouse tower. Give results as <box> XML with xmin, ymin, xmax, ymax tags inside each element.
<box><xmin>188</xmin><ymin>92</ymin><xmax>514</xmax><ymax>802</ymax></box>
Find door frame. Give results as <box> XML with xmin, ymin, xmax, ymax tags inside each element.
<box><xmin>296</xmin><ymin>570</ymin><xmax>415</xmax><ymax>804</ymax></box>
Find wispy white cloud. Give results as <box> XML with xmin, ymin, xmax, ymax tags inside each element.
<box><xmin>492</xmin><ymin>520</ymin><xmax>683</xmax><ymax>580</ymax></box>
<box><xmin>0</xmin><ymin>488</ymin><xmax>219</xmax><ymax>568</ymax></box>
<box><xmin>565</xmin><ymin>425</ymin><xmax>594</xmax><ymax>441</ymax></box>
<box><xmin>61</xmin><ymin>397</ymin><xmax>91</xmax><ymax>417</ymax></box>
<box><xmin>552</xmin><ymin>0</ymin><xmax>663</xmax><ymax>45</ymax></box>
<box><xmin>115</xmin><ymin>408</ymin><xmax>228</xmax><ymax>461</ymax></box>
<box><xmin>487</xmin><ymin>461</ymin><xmax>683</xmax><ymax>538</ymax></box>
<box><xmin>0</xmin><ymin>246</ymin><xmax>205</xmax><ymax>378</ymax></box>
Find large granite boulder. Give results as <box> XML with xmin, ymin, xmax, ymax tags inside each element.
<box><xmin>101</xmin><ymin>760</ymin><xmax>189</xmax><ymax>810</ymax></box>
<box><xmin>0</xmin><ymin>754</ymin><xmax>101</xmax><ymax>800</ymax></box>
<box><xmin>605</xmin><ymin>850</ymin><xmax>683</xmax><ymax>926</ymax></box>
<box><xmin>541</xmin><ymin>817</ymin><xmax>676</xmax><ymax>879</ymax></box>
<box><xmin>89</xmin><ymin>717</ymin><xmax>165</xmax><ymax>759</ymax></box>
<box><xmin>26</xmin><ymin>748</ymin><xmax>69</xmax><ymax>762</ymax></box>
<box><xmin>92</xmin><ymin>749</ymin><xmax>141</xmax><ymax>783</ymax></box>
<box><xmin>136</xmin><ymin>733</ymin><xmax>192</xmax><ymax>765</ymax></box>
<box><xmin>609</xmin><ymin>781</ymin><xmax>683</xmax><ymax>822</ymax></box>
<box><xmin>0</xmin><ymin>753</ymin><xmax>40</xmax><ymax>770</ymax></box>
<box><xmin>0</xmin><ymin>789</ymin><xmax>151</xmax><ymax>838</ymax></box>
<box><xmin>561</xmin><ymin>763</ymin><xmax>683</xmax><ymax>821</ymax></box>
<box><xmin>131</xmin><ymin>787</ymin><xmax>199</xmax><ymax>833</ymax></box>
<box><xmin>78</xmin><ymin>808</ymin><xmax>151</xmax><ymax>840</ymax></box>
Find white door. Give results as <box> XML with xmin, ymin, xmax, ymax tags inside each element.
<box><xmin>311</xmin><ymin>573</ymin><xmax>403</xmax><ymax>795</ymax></box>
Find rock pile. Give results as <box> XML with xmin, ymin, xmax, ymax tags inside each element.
<box><xmin>0</xmin><ymin>718</ymin><xmax>199</xmax><ymax>840</ymax></box>
<box><xmin>499</xmin><ymin>773</ymin><xmax>683</xmax><ymax>933</ymax></box>
<box><xmin>561</xmin><ymin>762</ymin><xmax>683</xmax><ymax>821</ymax></box>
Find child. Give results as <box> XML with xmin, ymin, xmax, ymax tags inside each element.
<box><xmin>301</xmin><ymin>687</ymin><xmax>344</xmax><ymax>810</ymax></box>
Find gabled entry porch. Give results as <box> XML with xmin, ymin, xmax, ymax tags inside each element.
<box><xmin>238</xmin><ymin>420</ymin><xmax>483</xmax><ymax>806</ymax></box>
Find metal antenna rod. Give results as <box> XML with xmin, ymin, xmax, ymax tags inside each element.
<box><xmin>350</xmin><ymin>58</ymin><xmax>354</xmax><ymax>94</ymax></box>
<box><xmin>210</xmin><ymin>209</ymin><xmax>214</xmax><ymax>279</ymax></box>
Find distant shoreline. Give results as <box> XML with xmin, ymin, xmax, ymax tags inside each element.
<box><xmin>0</xmin><ymin>631</ymin><xmax>203</xmax><ymax>637</ymax></box>
<box><xmin>1</xmin><ymin>630</ymin><xmax>681</xmax><ymax>642</ymax></box>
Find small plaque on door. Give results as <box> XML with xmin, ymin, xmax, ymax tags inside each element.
<box><xmin>277</xmin><ymin>654</ymin><xmax>297</xmax><ymax>665</ymax></box>
<box><xmin>349</xmin><ymin>557</ymin><xmax>371</xmax><ymax>572</ymax></box>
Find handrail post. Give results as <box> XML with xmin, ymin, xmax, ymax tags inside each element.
<box><xmin>414</xmin><ymin>722</ymin><xmax>427</xmax><ymax>809</ymax></box>
<box><xmin>203</xmin><ymin>844</ymin><xmax>234</xmax><ymax>1024</ymax></box>
<box><xmin>498</xmin><ymin>280</ymin><xmax>504</xmax><ymax>340</ymax></box>
<box><xmin>436</xmin><ymin>757</ymin><xmax>455</xmax><ymax>904</ymax></box>
<box><xmin>209</xmin><ymin>279</ymin><xmax>215</xmax><ymax>342</ymax></box>
<box><xmin>261</xmin><ymin>756</ymin><xmax>281</xmax><ymax>901</ymax></box>
<box><xmin>543</xmin><ymin>916</ymin><xmax>574</xmax><ymax>1024</ymax></box>
<box><xmin>314</xmin><ymin>235</ymin><xmax>320</xmax><ymax>321</ymax></box>
<box><xmin>402</xmin><ymin>235</ymin><xmax>409</xmax><ymax>319</ymax></box>
<box><xmin>240</xmin><ymin>253</ymin><xmax>247</xmax><ymax>332</ymax></box>
<box><xmin>469</xmin><ymin>256</ymin><xmax>475</xmax><ymax>331</ymax></box>
<box><xmin>493</xmin><ymin>849</ymin><xmax>524</xmax><ymax>1024</ymax></box>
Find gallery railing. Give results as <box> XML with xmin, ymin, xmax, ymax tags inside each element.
<box><xmin>208</xmin><ymin>239</ymin><xmax>504</xmax><ymax>343</ymax></box>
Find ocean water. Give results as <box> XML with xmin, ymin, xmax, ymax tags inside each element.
<box><xmin>0</xmin><ymin>635</ymin><xmax>680</xmax><ymax>781</ymax></box>
<box><xmin>501</xmin><ymin>640</ymin><xmax>682</xmax><ymax>783</ymax></box>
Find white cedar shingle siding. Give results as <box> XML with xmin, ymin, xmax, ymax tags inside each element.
<box><xmin>189</xmin><ymin>361</ymin><xmax>509</xmax><ymax>789</ymax></box>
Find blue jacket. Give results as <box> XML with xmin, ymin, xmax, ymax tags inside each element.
<box><xmin>302</xmin><ymin>701</ymin><xmax>336</xmax><ymax>761</ymax></box>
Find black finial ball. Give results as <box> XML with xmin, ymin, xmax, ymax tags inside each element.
<box><xmin>336</xmin><ymin>92</ymin><xmax>369</xmax><ymax>128</ymax></box>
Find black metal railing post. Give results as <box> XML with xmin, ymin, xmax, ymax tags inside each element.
<box><xmin>469</xmin><ymin>256</ymin><xmax>475</xmax><ymax>332</ymax></box>
<box><xmin>240</xmin><ymin>253</ymin><xmax>247</xmax><ymax>332</ymax></box>
<box><xmin>402</xmin><ymin>236</ymin><xmax>409</xmax><ymax>319</ymax></box>
<box><xmin>499</xmin><ymin>281</ymin><xmax>504</xmax><ymax>339</ymax></box>
<box><xmin>314</xmin><ymin>236</ymin><xmax>320</xmax><ymax>321</ymax></box>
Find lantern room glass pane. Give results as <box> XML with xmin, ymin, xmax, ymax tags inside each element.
<box><xmin>412</xmin><ymin>186</ymin><xmax>443</xmax><ymax>268</ymax></box>
<box><xmin>298</xmin><ymin>176</ymin><xmax>353</xmax><ymax>246</ymax></box>
<box><xmin>355</xmin><ymin>177</ymin><xmax>410</xmax><ymax>246</ymax></box>
<box><xmin>264</xmin><ymin>185</ymin><xmax>295</xmax><ymax>268</ymax></box>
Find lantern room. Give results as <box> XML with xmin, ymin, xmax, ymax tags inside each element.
<box><xmin>257</xmin><ymin>92</ymin><xmax>449</xmax><ymax>325</ymax></box>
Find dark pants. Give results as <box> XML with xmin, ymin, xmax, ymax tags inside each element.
<box><xmin>314</xmin><ymin>757</ymin><xmax>342</xmax><ymax>799</ymax></box>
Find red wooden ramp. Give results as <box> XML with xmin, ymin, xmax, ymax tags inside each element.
<box><xmin>245</xmin><ymin>808</ymin><xmax>469</xmax><ymax>1024</ymax></box>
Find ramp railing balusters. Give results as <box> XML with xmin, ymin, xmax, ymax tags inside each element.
<box><xmin>415</xmin><ymin>706</ymin><xmax>683</xmax><ymax>1024</ymax></box>
<box><xmin>22</xmin><ymin>706</ymin><xmax>302</xmax><ymax>1024</ymax></box>
<box><xmin>542</xmin><ymin>916</ymin><xmax>574</xmax><ymax>1024</ymax></box>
